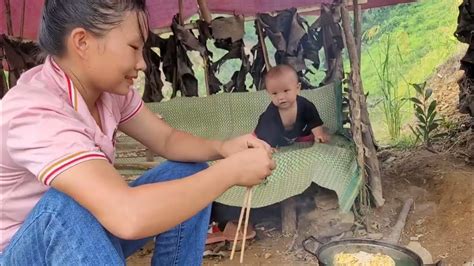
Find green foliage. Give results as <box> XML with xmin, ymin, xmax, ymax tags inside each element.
<box><xmin>368</xmin><ymin>34</ymin><xmax>408</xmax><ymax>140</ymax></box>
<box><xmin>408</xmin><ymin>82</ymin><xmax>445</xmax><ymax>147</ymax></box>
<box><xmin>360</xmin><ymin>0</ymin><xmax>461</xmax><ymax>98</ymax></box>
<box><xmin>357</xmin><ymin>0</ymin><xmax>462</xmax><ymax>144</ymax></box>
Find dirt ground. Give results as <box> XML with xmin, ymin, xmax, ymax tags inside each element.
<box><xmin>373</xmin><ymin>148</ymin><xmax>473</xmax><ymax>265</ymax></box>
<box><xmin>126</xmin><ymin>148</ymin><xmax>473</xmax><ymax>265</ymax></box>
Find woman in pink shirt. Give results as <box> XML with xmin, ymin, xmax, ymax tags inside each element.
<box><xmin>0</xmin><ymin>0</ymin><xmax>275</xmax><ymax>265</ymax></box>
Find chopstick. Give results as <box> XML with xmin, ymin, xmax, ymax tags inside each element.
<box><xmin>230</xmin><ymin>187</ymin><xmax>253</xmax><ymax>263</ymax></box>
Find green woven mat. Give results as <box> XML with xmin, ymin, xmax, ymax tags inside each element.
<box><xmin>143</xmin><ymin>82</ymin><xmax>361</xmax><ymax>212</ymax></box>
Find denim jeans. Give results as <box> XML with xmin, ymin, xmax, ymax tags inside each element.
<box><xmin>0</xmin><ymin>161</ymin><xmax>211</xmax><ymax>266</ymax></box>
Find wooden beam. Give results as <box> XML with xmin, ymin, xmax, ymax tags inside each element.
<box><xmin>151</xmin><ymin>1</ymin><xmax>369</xmax><ymax>35</ymax></box>
<box><xmin>340</xmin><ymin>3</ymin><xmax>384</xmax><ymax>207</ymax></box>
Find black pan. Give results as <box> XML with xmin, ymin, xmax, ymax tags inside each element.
<box><xmin>302</xmin><ymin>237</ymin><xmax>442</xmax><ymax>266</ymax></box>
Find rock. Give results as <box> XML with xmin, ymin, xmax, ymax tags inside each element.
<box><xmin>264</xmin><ymin>253</ymin><xmax>272</xmax><ymax>259</ymax></box>
<box><xmin>355</xmin><ymin>229</ymin><xmax>367</xmax><ymax>237</ymax></box>
<box><xmin>368</xmin><ymin>233</ymin><xmax>383</xmax><ymax>240</ymax></box>
<box><xmin>416</xmin><ymin>218</ymin><xmax>425</xmax><ymax>226</ymax></box>
<box><xmin>298</xmin><ymin>209</ymin><xmax>355</xmax><ymax>238</ymax></box>
<box><xmin>385</xmin><ymin>156</ymin><xmax>397</xmax><ymax>163</ymax></box>
<box><xmin>410</xmin><ymin>236</ymin><xmax>419</xmax><ymax>241</ymax></box>
<box><xmin>370</xmin><ymin>221</ymin><xmax>381</xmax><ymax>230</ymax></box>
<box><xmin>463</xmin><ymin>258</ymin><xmax>473</xmax><ymax>266</ymax></box>
<box><xmin>314</xmin><ymin>191</ymin><xmax>339</xmax><ymax>210</ymax></box>
<box><xmin>406</xmin><ymin>241</ymin><xmax>433</xmax><ymax>264</ymax></box>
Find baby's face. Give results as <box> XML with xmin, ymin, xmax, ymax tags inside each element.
<box><xmin>265</xmin><ymin>73</ymin><xmax>301</xmax><ymax>110</ymax></box>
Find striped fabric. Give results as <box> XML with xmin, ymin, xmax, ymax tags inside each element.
<box><xmin>39</xmin><ymin>151</ymin><xmax>108</xmax><ymax>185</ymax></box>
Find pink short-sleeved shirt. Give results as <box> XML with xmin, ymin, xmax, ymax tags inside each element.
<box><xmin>0</xmin><ymin>57</ymin><xmax>144</xmax><ymax>251</ymax></box>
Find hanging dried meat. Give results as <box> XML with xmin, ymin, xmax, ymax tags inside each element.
<box><xmin>142</xmin><ymin>31</ymin><xmax>165</xmax><ymax>102</ymax></box>
<box><xmin>210</xmin><ymin>15</ymin><xmax>250</xmax><ymax>93</ymax></box>
<box><xmin>254</xmin><ymin>7</ymin><xmax>344</xmax><ymax>89</ymax></box>
<box><xmin>197</xmin><ymin>20</ymin><xmax>222</xmax><ymax>95</ymax></box>
<box><xmin>307</xmin><ymin>4</ymin><xmax>344</xmax><ymax>86</ymax></box>
<box><xmin>159</xmin><ymin>15</ymin><xmax>208</xmax><ymax>98</ymax></box>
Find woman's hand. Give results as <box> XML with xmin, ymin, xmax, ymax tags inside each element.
<box><xmin>218</xmin><ymin>147</ymin><xmax>276</xmax><ymax>187</ymax></box>
<box><xmin>219</xmin><ymin>134</ymin><xmax>272</xmax><ymax>158</ymax></box>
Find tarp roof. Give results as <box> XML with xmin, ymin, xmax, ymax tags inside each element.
<box><xmin>1</xmin><ymin>0</ymin><xmax>416</xmax><ymax>40</ymax></box>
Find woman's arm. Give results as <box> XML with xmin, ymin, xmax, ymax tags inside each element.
<box><xmin>51</xmin><ymin>146</ymin><xmax>274</xmax><ymax>240</ymax></box>
<box><xmin>119</xmin><ymin>106</ymin><xmax>271</xmax><ymax>161</ymax></box>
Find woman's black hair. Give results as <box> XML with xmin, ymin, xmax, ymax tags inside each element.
<box><xmin>39</xmin><ymin>0</ymin><xmax>148</xmax><ymax>55</ymax></box>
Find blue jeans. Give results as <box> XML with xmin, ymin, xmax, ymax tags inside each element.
<box><xmin>0</xmin><ymin>161</ymin><xmax>211</xmax><ymax>266</ymax></box>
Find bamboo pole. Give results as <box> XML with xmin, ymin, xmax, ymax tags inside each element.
<box><xmin>340</xmin><ymin>3</ymin><xmax>384</xmax><ymax>207</ymax></box>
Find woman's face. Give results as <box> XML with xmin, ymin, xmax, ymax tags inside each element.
<box><xmin>69</xmin><ymin>11</ymin><xmax>148</xmax><ymax>96</ymax></box>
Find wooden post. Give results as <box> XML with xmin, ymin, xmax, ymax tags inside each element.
<box><xmin>281</xmin><ymin>197</ymin><xmax>297</xmax><ymax>235</ymax></box>
<box><xmin>340</xmin><ymin>4</ymin><xmax>384</xmax><ymax>207</ymax></box>
<box><xmin>256</xmin><ymin>20</ymin><xmax>272</xmax><ymax>70</ymax></box>
<box><xmin>197</xmin><ymin>0</ymin><xmax>212</xmax><ymax>23</ymax></box>
<box><xmin>353</xmin><ymin>0</ymin><xmax>362</xmax><ymax>65</ymax></box>
<box><xmin>4</xmin><ymin>0</ymin><xmax>13</xmax><ymax>35</ymax></box>
<box><xmin>197</xmin><ymin>0</ymin><xmax>211</xmax><ymax>95</ymax></box>
<box><xmin>178</xmin><ymin>0</ymin><xmax>185</xmax><ymax>25</ymax></box>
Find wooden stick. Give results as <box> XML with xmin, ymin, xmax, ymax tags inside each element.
<box><xmin>197</xmin><ymin>0</ymin><xmax>212</xmax><ymax>23</ymax></box>
<box><xmin>240</xmin><ymin>188</ymin><xmax>253</xmax><ymax>263</ymax></box>
<box><xmin>386</xmin><ymin>198</ymin><xmax>414</xmax><ymax>244</ymax></box>
<box><xmin>4</xmin><ymin>0</ymin><xmax>13</xmax><ymax>36</ymax></box>
<box><xmin>353</xmin><ymin>0</ymin><xmax>362</xmax><ymax>63</ymax></box>
<box><xmin>197</xmin><ymin>0</ymin><xmax>211</xmax><ymax>96</ymax></box>
<box><xmin>203</xmin><ymin>59</ymin><xmax>210</xmax><ymax>96</ymax></box>
<box><xmin>256</xmin><ymin>20</ymin><xmax>271</xmax><ymax>71</ymax></box>
<box><xmin>230</xmin><ymin>188</ymin><xmax>250</xmax><ymax>260</ymax></box>
<box><xmin>178</xmin><ymin>0</ymin><xmax>185</xmax><ymax>26</ymax></box>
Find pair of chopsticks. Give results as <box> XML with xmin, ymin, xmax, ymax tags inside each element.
<box><xmin>230</xmin><ymin>187</ymin><xmax>253</xmax><ymax>263</ymax></box>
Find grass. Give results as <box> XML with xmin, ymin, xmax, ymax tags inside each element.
<box><xmin>356</xmin><ymin>0</ymin><xmax>462</xmax><ymax>144</ymax></box>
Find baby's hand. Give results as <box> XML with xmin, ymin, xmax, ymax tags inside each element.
<box><xmin>312</xmin><ymin>126</ymin><xmax>331</xmax><ymax>143</ymax></box>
